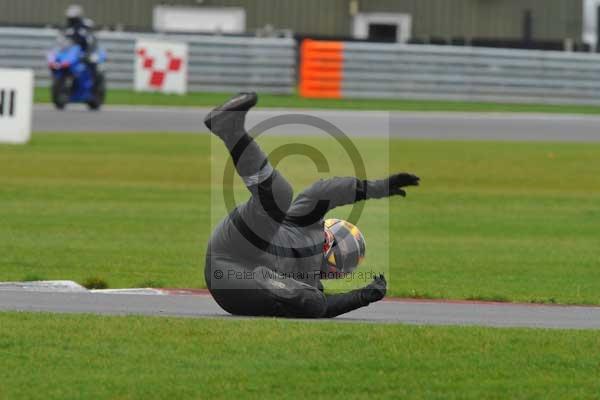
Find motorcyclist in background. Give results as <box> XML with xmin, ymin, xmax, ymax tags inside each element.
<box><xmin>64</xmin><ymin>4</ymin><xmax>99</xmax><ymax>83</ymax></box>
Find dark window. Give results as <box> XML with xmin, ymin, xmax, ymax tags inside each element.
<box><xmin>368</xmin><ymin>23</ymin><xmax>397</xmax><ymax>43</ymax></box>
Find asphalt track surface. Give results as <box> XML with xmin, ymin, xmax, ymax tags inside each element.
<box><xmin>1</xmin><ymin>288</ymin><xmax>600</xmax><ymax>329</ymax></box>
<box><xmin>34</xmin><ymin>104</ymin><xmax>600</xmax><ymax>142</ymax></box>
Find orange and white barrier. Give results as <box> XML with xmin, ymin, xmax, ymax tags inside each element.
<box><xmin>299</xmin><ymin>39</ymin><xmax>343</xmax><ymax>99</ymax></box>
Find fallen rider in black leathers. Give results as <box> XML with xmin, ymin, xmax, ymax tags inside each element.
<box><xmin>204</xmin><ymin>92</ymin><xmax>420</xmax><ymax>318</ymax></box>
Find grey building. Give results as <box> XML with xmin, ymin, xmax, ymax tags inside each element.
<box><xmin>1</xmin><ymin>0</ymin><xmax>599</xmax><ymax>47</ymax></box>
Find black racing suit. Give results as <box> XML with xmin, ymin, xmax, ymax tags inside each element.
<box><xmin>65</xmin><ymin>19</ymin><xmax>97</xmax><ymax>55</ymax></box>
<box><xmin>205</xmin><ymin>109</ymin><xmax>391</xmax><ymax>318</ymax></box>
<box><xmin>64</xmin><ymin>19</ymin><xmax>99</xmax><ymax>80</ymax></box>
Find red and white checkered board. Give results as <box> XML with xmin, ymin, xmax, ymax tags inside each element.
<box><xmin>134</xmin><ymin>40</ymin><xmax>188</xmax><ymax>94</ymax></box>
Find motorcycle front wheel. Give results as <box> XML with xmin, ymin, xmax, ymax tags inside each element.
<box><xmin>51</xmin><ymin>75</ymin><xmax>70</xmax><ymax>110</ymax></box>
<box><xmin>87</xmin><ymin>72</ymin><xmax>106</xmax><ymax>111</ymax></box>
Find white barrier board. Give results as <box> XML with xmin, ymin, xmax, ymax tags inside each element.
<box><xmin>134</xmin><ymin>40</ymin><xmax>188</xmax><ymax>94</ymax></box>
<box><xmin>0</xmin><ymin>68</ymin><xmax>33</xmax><ymax>144</ymax></box>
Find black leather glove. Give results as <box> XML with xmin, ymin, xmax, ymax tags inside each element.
<box><xmin>360</xmin><ymin>274</ymin><xmax>387</xmax><ymax>304</ymax></box>
<box><xmin>385</xmin><ymin>173</ymin><xmax>420</xmax><ymax>197</ymax></box>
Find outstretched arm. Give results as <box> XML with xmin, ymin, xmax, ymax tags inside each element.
<box><xmin>285</xmin><ymin>173</ymin><xmax>420</xmax><ymax>226</ymax></box>
<box><xmin>323</xmin><ymin>274</ymin><xmax>387</xmax><ymax>318</ymax></box>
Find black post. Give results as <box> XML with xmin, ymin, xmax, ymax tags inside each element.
<box><xmin>523</xmin><ymin>9</ymin><xmax>533</xmax><ymax>47</ymax></box>
<box><xmin>596</xmin><ymin>6</ymin><xmax>600</xmax><ymax>52</ymax></box>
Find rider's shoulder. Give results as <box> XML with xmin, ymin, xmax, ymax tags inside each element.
<box><xmin>82</xmin><ymin>18</ymin><xmax>95</xmax><ymax>30</ymax></box>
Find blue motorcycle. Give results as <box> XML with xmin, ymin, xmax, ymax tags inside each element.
<box><xmin>47</xmin><ymin>36</ymin><xmax>107</xmax><ymax>110</ymax></box>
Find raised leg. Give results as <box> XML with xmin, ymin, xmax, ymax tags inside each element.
<box><xmin>205</xmin><ymin>93</ymin><xmax>293</xmax><ymax>249</ymax></box>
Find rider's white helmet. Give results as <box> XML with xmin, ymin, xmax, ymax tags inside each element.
<box><xmin>65</xmin><ymin>4</ymin><xmax>84</xmax><ymax>19</ymax></box>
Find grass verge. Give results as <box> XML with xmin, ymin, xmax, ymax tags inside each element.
<box><xmin>34</xmin><ymin>87</ymin><xmax>600</xmax><ymax>114</ymax></box>
<box><xmin>0</xmin><ymin>312</ymin><xmax>599</xmax><ymax>400</ymax></box>
<box><xmin>0</xmin><ymin>133</ymin><xmax>599</xmax><ymax>304</ymax></box>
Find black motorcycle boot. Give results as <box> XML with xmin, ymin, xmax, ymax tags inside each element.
<box><xmin>203</xmin><ymin>92</ymin><xmax>257</xmax><ymax>139</ymax></box>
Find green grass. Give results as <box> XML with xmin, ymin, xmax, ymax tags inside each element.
<box><xmin>1</xmin><ymin>133</ymin><xmax>599</xmax><ymax>304</ymax></box>
<box><xmin>34</xmin><ymin>87</ymin><xmax>600</xmax><ymax>114</ymax></box>
<box><xmin>0</xmin><ymin>312</ymin><xmax>599</xmax><ymax>400</ymax></box>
